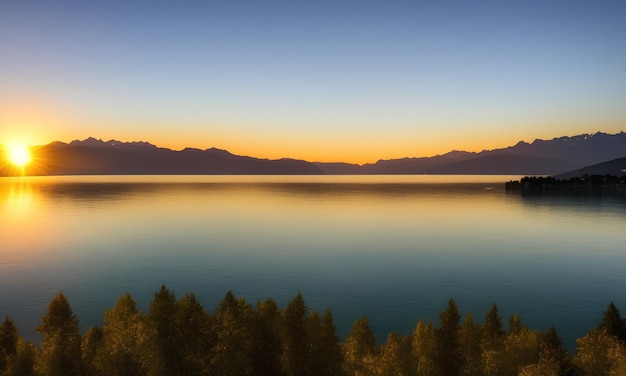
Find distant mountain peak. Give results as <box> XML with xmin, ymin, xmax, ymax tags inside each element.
<box><xmin>69</xmin><ymin>137</ymin><xmax>104</xmax><ymax>146</ymax></box>
<box><xmin>68</xmin><ymin>137</ymin><xmax>157</xmax><ymax>150</ymax></box>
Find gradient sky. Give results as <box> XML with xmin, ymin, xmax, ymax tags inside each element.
<box><xmin>1</xmin><ymin>0</ymin><xmax>625</xmax><ymax>163</ymax></box>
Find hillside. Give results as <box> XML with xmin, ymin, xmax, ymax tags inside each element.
<box><xmin>553</xmin><ymin>156</ymin><xmax>626</xmax><ymax>179</ymax></box>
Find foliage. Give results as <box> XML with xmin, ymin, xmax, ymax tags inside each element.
<box><xmin>3</xmin><ymin>287</ymin><xmax>625</xmax><ymax>375</ymax></box>
<box><xmin>35</xmin><ymin>292</ymin><xmax>83</xmax><ymax>376</ymax></box>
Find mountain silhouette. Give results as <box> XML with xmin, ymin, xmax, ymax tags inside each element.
<box><xmin>553</xmin><ymin>156</ymin><xmax>626</xmax><ymax>179</ymax></box>
<box><xmin>315</xmin><ymin>131</ymin><xmax>626</xmax><ymax>175</ymax></box>
<box><xmin>9</xmin><ymin>138</ymin><xmax>323</xmax><ymax>176</ymax></box>
<box><xmin>1</xmin><ymin>132</ymin><xmax>625</xmax><ymax>176</ymax></box>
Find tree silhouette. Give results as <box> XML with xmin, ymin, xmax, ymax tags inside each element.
<box><xmin>3</xmin><ymin>339</ymin><xmax>36</xmax><ymax>376</ymax></box>
<box><xmin>3</xmin><ymin>288</ymin><xmax>626</xmax><ymax>375</ymax></box>
<box><xmin>501</xmin><ymin>315</ymin><xmax>540</xmax><ymax>375</ymax></box>
<box><xmin>436</xmin><ymin>298</ymin><xmax>462</xmax><ymax>375</ymax></box>
<box><xmin>508</xmin><ymin>313</ymin><xmax>523</xmax><ymax>335</ymax></box>
<box><xmin>146</xmin><ymin>285</ymin><xmax>181</xmax><ymax>376</ymax></box>
<box><xmin>376</xmin><ymin>333</ymin><xmax>414</xmax><ymax>376</ymax></box>
<box><xmin>175</xmin><ymin>293</ymin><xmax>212</xmax><ymax>375</ymax></box>
<box><xmin>459</xmin><ymin>313</ymin><xmax>482</xmax><ymax>376</ymax></box>
<box><xmin>252</xmin><ymin>298</ymin><xmax>284</xmax><ymax>376</ymax></box>
<box><xmin>536</xmin><ymin>327</ymin><xmax>573</xmax><ymax>375</ymax></box>
<box><xmin>36</xmin><ymin>292</ymin><xmax>83</xmax><ymax>376</ymax></box>
<box><xmin>282</xmin><ymin>293</ymin><xmax>310</xmax><ymax>376</ymax></box>
<box><xmin>0</xmin><ymin>317</ymin><xmax>18</xmax><ymax>372</ymax></box>
<box><xmin>574</xmin><ymin>328</ymin><xmax>626</xmax><ymax>375</ymax></box>
<box><xmin>80</xmin><ymin>327</ymin><xmax>103</xmax><ymax>376</ymax></box>
<box><xmin>210</xmin><ymin>291</ymin><xmax>254</xmax><ymax>376</ymax></box>
<box><xmin>343</xmin><ymin>317</ymin><xmax>377</xmax><ymax>375</ymax></box>
<box><xmin>99</xmin><ymin>293</ymin><xmax>148</xmax><ymax>376</ymax></box>
<box><xmin>599</xmin><ymin>302</ymin><xmax>625</xmax><ymax>342</ymax></box>
<box><xmin>318</xmin><ymin>309</ymin><xmax>344</xmax><ymax>376</ymax></box>
<box><xmin>412</xmin><ymin>320</ymin><xmax>436</xmax><ymax>376</ymax></box>
<box><xmin>481</xmin><ymin>303</ymin><xmax>506</xmax><ymax>375</ymax></box>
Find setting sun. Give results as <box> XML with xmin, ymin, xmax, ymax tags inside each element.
<box><xmin>8</xmin><ymin>144</ymin><xmax>32</xmax><ymax>168</ymax></box>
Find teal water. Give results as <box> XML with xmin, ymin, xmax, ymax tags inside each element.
<box><xmin>1</xmin><ymin>175</ymin><xmax>625</xmax><ymax>350</ymax></box>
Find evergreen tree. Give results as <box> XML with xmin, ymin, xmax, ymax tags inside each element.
<box><xmin>375</xmin><ymin>333</ymin><xmax>415</xmax><ymax>376</ymax></box>
<box><xmin>574</xmin><ymin>328</ymin><xmax>618</xmax><ymax>375</ymax></box>
<box><xmin>99</xmin><ymin>293</ymin><xmax>148</xmax><ymax>376</ymax></box>
<box><xmin>175</xmin><ymin>293</ymin><xmax>212</xmax><ymax>375</ymax></box>
<box><xmin>537</xmin><ymin>327</ymin><xmax>572</xmax><ymax>376</ymax></box>
<box><xmin>343</xmin><ymin>317</ymin><xmax>377</xmax><ymax>376</ymax></box>
<box><xmin>0</xmin><ymin>316</ymin><xmax>18</xmax><ymax>372</ymax></box>
<box><xmin>599</xmin><ymin>302</ymin><xmax>625</xmax><ymax>342</ymax></box>
<box><xmin>210</xmin><ymin>291</ymin><xmax>254</xmax><ymax>376</ymax></box>
<box><xmin>436</xmin><ymin>298</ymin><xmax>462</xmax><ymax>376</ymax></box>
<box><xmin>483</xmin><ymin>304</ymin><xmax>505</xmax><ymax>345</ymax></box>
<box><xmin>146</xmin><ymin>285</ymin><xmax>181</xmax><ymax>376</ymax></box>
<box><xmin>252</xmin><ymin>299</ymin><xmax>284</xmax><ymax>376</ymax></box>
<box><xmin>412</xmin><ymin>321</ymin><xmax>436</xmax><ymax>376</ymax></box>
<box><xmin>459</xmin><ymin>313</ymin><xmax>482</xmax><ymax>376</ymax></box>
<box><xmin>508</xmin><ymin>313</ymin><xmax>523</xmax><ymax>335</ymax></box>
<box><xmin>282</xmin><ymin>293</ymin><xmax>310</xmax><ymax>376</ymax></box>
<box><xmin>306</xmin><ymin>311</ymin><xmax>324</xmax><ymax>375</ymax></box>
<box><xmin>481</xmin><ymin>303</ymin><xmax>506</xmax><ymax>375</ymax></box>
<box><xmin>80</xmin><ymin>327</ymin><xmax>103</xmax><ymax>376</ymax></box>
<box><xmin>36</xmin><ymin>292</ymin><xmax>84</xmax><ymax>376</ymax></box>
<box><xmin>501</xmin><ymin>324</ymin><xmax>540</xmax><ymax>376</ymax></box>
<box><xmin>4</xmin><ymin>339</ymin><xmax>36</xmax><ymax>376</ymax></box>
<box><xmin>319</xmin><ymin>309</ymin><xmax>344</xmax><ymax>376</ymax></box>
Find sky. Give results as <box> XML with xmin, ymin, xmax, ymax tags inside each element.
<box><xmin>1</xmin><ymin>0</ymin><xmax>625</xmax><ymax>163</ymax></box>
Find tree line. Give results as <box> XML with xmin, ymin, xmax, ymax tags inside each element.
<box><xmin>506</xmin><ymin>174</ymin><xmax>626</xmax><ymax>193</ymax></box>
<box><xmin>1</xmin><ymin>286</ymin><xmax>625</xmax><ymax>375</ymax></box>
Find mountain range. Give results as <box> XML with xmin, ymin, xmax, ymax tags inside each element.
<box><xmin>2</xmin><ymin>131</ymin><xmax>625</xmax><ymax>176</ymax></box>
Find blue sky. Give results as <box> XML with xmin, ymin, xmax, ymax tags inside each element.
<box><xmin>1</xmin><ymin>0</ymin><xmax>625</xmax><ymax>162</ymax></box>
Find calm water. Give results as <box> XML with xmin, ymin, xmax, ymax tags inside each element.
<box><xmin>1</xmin><ymin>175</ymin><xmax>625</xmax><ymax>350</ymax></box>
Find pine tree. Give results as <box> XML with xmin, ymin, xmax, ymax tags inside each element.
<box><xmin>537</xmin><ymin>327</ymin><xmax>572</xmax><ymax>376</ymax></box>
<box><xmin>483</xmin><ymin>304</ymin><xmax>505</xmax><ymax>346</ymax></box>
<box><xmin>436</xmin><ymin>298</ymin><xmax>462</xmax><ymax>375</ymax></box>
<box><xmin>175</xmin><ymin>293</ymin><xmax>212</xmax><ymax>375</ymax></box>
<box><xmin>412</xmin><ymin>320</ymin><xmax>436</xmax><ymax>376</ymax></box>
<box><xmin>0</xmin><ymin>316</ymin><xmax>19</xmax><ymax>372</ymax></box>
<box><xmin>501</xmin><ymin>315</ymin><xmax>540</xmax><ymax>376</ymax></box>
<box><xmin>99</xmin><ymin>293</ymin><xmax>148</xmax><ymax>376</ymax></box>
<box><xmin>599</xmin><ymin>302</ymin><xmax>625</xmax><ymax>342</ymax></box>
<box><xmin>481</xmin><ymin>303</ymin><xmax>506</xmax><ymax>375</ymax></box>
<box><xmin>4</xmin><ymin>339</ymin><xmax>36</xmax><ymax>376</ymax></box>
<box><xmin>251</xmin><ymin>299</ymin><xmax>284</xmax><ymax>376</ymax></box>
<box><xmin>376</xmin><ymin>333</ymin><xmax>415</xmax><ymax>376</ymax></box>
<box><xmin>508</xmin><ymin>313</ymin><xmax>523</xmax><ymax>335</ymax></box>
<box><xmin>80</xmin><ymin>327</ymin><xmax>103</xmax><ymax>376</ymax></box>
<box><xmin>210</xmin><ymin>291</ymin><xmax>254</xmax><ymax>376</ymax></box>
<box><xmin>146</xmin><ymin>285</ymin><xmax>181</xmax><ymax>376</ymax></box>
<box><xmin>282</xmin><ymin>293</ymin><xmax>310</xmax><ymax>376</ymax></box>
<box><xmin>36</xmin><ymin>292</ymin><xmax>84</xmax><ymax>376</ymax></box>
<box><xmin>319</xmin><ymin>309</ymin><xmax>344</xmax><ymax>376</ymax></box>
<box><xmin>459</xmin><ymin>313</ymin><xmax>482</xmax><ymax>376</ymax></box>
<box><xmin>343</xmin><ymin>317</ymin><xmax>377</xmax><ymax>375</ymax></box>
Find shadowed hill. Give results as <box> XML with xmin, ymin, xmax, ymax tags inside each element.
<box><xmin>553</xmin><ymin>156</ymin><xmax>626</xmax><ymax>179</ymax></box>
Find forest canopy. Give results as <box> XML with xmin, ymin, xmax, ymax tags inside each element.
<box><xmin>1</xmin><ymin>286</ymin><xmax>625</xmax><ymax>376</ymax></box>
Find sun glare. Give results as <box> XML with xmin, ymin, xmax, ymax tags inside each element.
<box><xmin>8</xmin><ymin>144</ymin><xmax>32</xmax><ymax>168</ymax></box>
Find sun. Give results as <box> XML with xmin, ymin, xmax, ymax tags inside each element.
<box><xmin>7</xmin><ymin>144</ymin><xmax>32</xmax><ymax>168</ymax></box>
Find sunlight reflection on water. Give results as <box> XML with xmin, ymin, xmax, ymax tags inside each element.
<box><xmin>0</xmin><ymin>175</ymin><xmax>624</xmax><ymax>350</ymax></box>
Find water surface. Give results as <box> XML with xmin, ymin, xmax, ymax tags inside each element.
<box><xmin>1</xmin><ymin>175</ymin><xmax>625</xmax><ymax>350</ymax></box>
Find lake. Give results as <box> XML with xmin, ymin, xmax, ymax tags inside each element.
<box><xmin>1</xmin><ymin>175</ymin><xmax>625</xmax><ymax>350</ymax></box>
